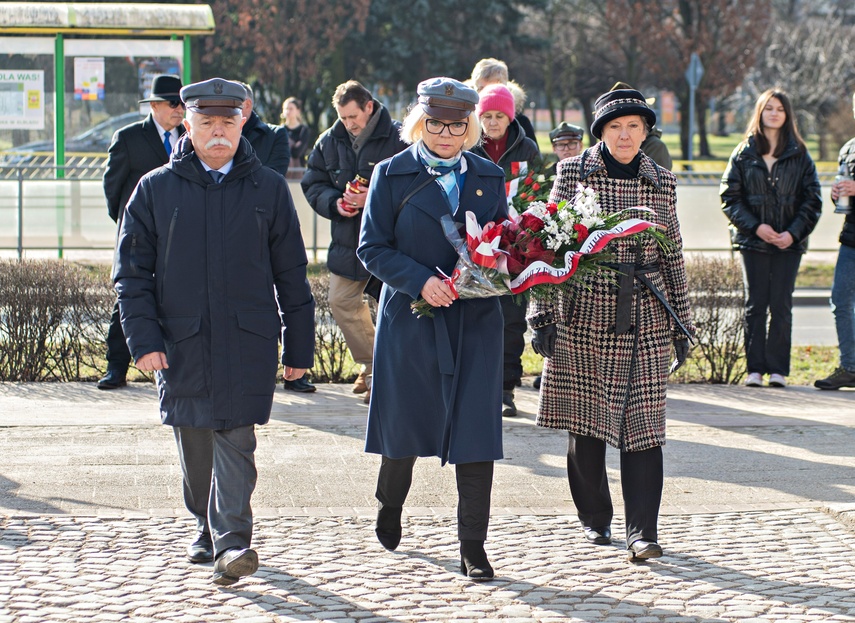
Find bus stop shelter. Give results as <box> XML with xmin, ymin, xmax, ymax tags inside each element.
<box><xmin>0</xmin><ymin>3</ymin><xmax>214</xmax><ymax>256</ymax></box>
<box><xmin>0</xmin><ymin>2</ymin><xmax>214</xmax><ymax>177</ymax></box>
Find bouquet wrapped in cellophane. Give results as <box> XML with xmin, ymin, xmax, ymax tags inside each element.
<box><xmin>410</xmin><ymin>183</ymin><xmax>668</xmax><ymax>318</ymax></box>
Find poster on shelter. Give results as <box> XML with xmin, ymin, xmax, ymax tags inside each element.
<box><xmin>0</xmin><ymin>70</ymin><xmax>45</xmax><ymax>129</ymax></box>
<box><xmin>74</xmin><ymin>57</ymin><xmax>105</xmax><ymax>101</ymax></box>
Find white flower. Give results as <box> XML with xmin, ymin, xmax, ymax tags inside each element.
<box><xmin>524</xmin><ymin>201</ymin><xmax>551</xmax><ymax>220</ymax></box>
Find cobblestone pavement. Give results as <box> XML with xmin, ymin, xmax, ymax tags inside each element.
<box><xmin>2</xmin><ymin>511</ymin><xmax>854</xmax><ymax>622</ymax></box>
<box><xmin>0</xmin><ymin>381</ymin><xmax>854</xmax><ymax>622</ymax></box>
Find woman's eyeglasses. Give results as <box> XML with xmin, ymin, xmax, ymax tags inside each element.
<box><xmin>425</xmin><ymin>119</ymin><xmax>468</xmax><ymax>136</ymax></box>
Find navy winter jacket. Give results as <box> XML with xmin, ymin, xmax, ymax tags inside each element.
<box><xmin>114</xmin><ymin>134</ymin><xmax>315</xmax><ymax>430</ymax></box>
<box><xmin>301</xmin><ymin>101</ymin><xmax>408</xmax><ymax>279</ymax></box>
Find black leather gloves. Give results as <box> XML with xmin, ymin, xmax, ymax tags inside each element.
<box><xmin>532</xmin><ymin>324</ymin><xmax>557</xmax><ymax>358</ymax></box>
<box><xmin>670</xmin><ymin>338</ymin><xmax>690</xmax><ymax>374</ymax></box>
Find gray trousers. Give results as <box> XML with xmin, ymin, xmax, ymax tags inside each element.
<box><xmin>173</xmin><ymin>425</ymin><xmax>257</xmax><ymax>557</ymax></box>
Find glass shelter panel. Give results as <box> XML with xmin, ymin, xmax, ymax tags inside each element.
<box><xmin>0</xmin><ymin>38</ymin><xmax>55</xmax><ymax>162</ymax></box>
<box><xmin>63</xmin><ymin>39</ymin><xmax>183</xmax><ymax>145</ymax></box>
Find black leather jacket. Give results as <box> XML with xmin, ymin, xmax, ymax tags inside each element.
<box><xmin>837</xmin><ymin>137</ymin><xmax>855</xmax><ymax>248</ymax></box>
<box><xmin>720</xmin><ymin>135</ymin><xmax>822</xmax><ymax>254</ymax></box>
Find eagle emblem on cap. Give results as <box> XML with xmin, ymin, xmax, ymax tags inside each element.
<box><xmin>445</xmin><ymin>84</ymin><xmax>454</xmax><ymax>96</ymax></box>
<box><xmin>214</xmin><ymin>82</ymin><xmax>223</xmax><ymax>95</ymax></box>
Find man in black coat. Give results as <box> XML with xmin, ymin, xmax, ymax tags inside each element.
<box><xmin>238</xmin><ymin>81</ymin><xmax>290</xmax><ymax>177</ymax></box>
<box><xmin>99</xmin><ymin>74</ymin><xmax>186</xmax><ymax>390</ymax></box>
<box><xmin>301</xmin><ymin>80</ymin><xmax>407</xmax><ymax>402</ymax></box>
<box><xmin>114</xmin><ymin>78</ymin><xmax>315</xmax><ymax>586</ymax></box>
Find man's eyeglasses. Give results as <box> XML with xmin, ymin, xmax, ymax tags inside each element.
<box><xmin>425</xmin><ymin>119</ymin><xmax>468</xmax><ymax>136</ymax></box>
<box><xmin>553</xmin><ymin>140</ymin><xmax>580</xmax><ymax>151</ymax></box>
<box><xmin>164</xmin><ymin>99</ymin><xmax>185</xmax><ymax>109</ymax></box>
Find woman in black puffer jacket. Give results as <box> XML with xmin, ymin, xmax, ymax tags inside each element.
<box><xmin>720</xmin><ymin>88</ymin><xmax>822</xmax><ymax>389</ymax></box>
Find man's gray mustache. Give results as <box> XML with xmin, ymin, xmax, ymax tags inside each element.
<box><xmin>205</xmin><ymin>138</ymin><xmax>233</xmax><ymax>149</ymax></box>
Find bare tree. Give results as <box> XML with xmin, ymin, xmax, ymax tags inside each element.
<box><xmin>203</xmin><ymin>0</ymin><xmax>370</xmax><ymax>131</ymax></box>
<box><xmin>746</xmin><ymin>17</ymin><xmax>855</xmax><ymax>159</ymax></box>
<box><xmin>644</xmin><ymin>0</ymin><xmax>773</xmax><ymax>159</ymax></box>
<box><xmin>514</xmin><ymin>0</ymin><xmax>582</xmax><ymax>128</ymax></box>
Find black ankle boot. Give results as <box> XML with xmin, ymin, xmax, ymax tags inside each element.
<box><xmin>459</xmin><ymin>540</ymin><xmax>494</xmax><ymax>580</ymax></box>
<box><xmin>375</xmin><ymin>505</ymin><xmax>402</xmax><ymax>551</ymax></box>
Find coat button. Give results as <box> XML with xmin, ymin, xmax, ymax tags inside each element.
<box><xmin>476</xmin><ymin>189</ymin><xmax>483</xmax><ymax>196</ymax></box>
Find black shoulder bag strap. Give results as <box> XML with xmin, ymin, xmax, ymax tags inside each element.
<box><xmin>394</xmin><ymin>176</ymin><xmax>436</xmax><ymax>224</ymax></box>
<box><xmin>364</xmin><ymin>175</ymin><xmax>437</xmax><ymax>302</ymax></box>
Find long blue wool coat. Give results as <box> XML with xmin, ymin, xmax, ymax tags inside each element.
<box><xmin>357</xmin><ymin>144</ymin><xmax>507</xmax><ymax>465</ymax></box>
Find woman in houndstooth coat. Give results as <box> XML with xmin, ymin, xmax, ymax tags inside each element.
<box><xmin>527</xmin><ymin>89</ymin><xmax>694</xmax><ymax>562</ymax></box>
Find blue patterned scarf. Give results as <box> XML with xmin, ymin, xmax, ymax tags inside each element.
<box><xmin>417</xmin><ymin>141</ymin><xmax>466</xmax><ymax>213</ymax></box>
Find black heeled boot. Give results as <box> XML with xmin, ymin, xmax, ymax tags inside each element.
<box><xmin>375</xmin><ymin>505</ymin><xmax>403</xmax><ymax>551</ymax></box>
<box><xmin>459</xmin><ymin>540</ymin><xmax>494</xmax><ymax>580</ymax></box>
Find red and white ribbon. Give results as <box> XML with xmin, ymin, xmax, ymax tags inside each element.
<box><xmin>506</xmin><ymin>218</ymin><xmax>658</xmax><ymax>294</ymax></box>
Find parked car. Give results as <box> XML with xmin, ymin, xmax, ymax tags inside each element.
<box><xmin>0</xmin><ymin>112</ymin><xmax>144</xmax><ymax>165</ymax></box>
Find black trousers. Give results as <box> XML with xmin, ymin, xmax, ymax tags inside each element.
<box><xmin>375</xmin><ymin>455</ymin><xmax>494</xmax><ymax>541</ymax></box>
<box><xmin>500</xmin><ymin>295</ymin><xmax>527</xmax><ymax>390</ymax></box>
<box><xmin>740</xmin><ymin>250</ymin><xmax>802</xmax><ymax>376</ymax></box>
<box><xmin>173</xmin><ymin>425</ymin><xmax>258</xmax><ymax>558</ymax></box>
<box><xmin>105</xmin><ymin>298</ymin><xmax>132</xmax><ymax>373</ymax></box>
<box><xmin>566</xmin><ymin>432</ymin><xmax>663</xmax><ymax>547</ymax></box>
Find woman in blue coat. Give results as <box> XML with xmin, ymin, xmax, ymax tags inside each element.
<box><xmin>357</xmin><ymin>77</ymin><xmax>506</xmax><ymax>580</ymax></box>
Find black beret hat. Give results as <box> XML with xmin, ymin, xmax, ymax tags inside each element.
<box><xmin>590</xmin><ymin>89</ymin><xmax>656</xmax><ymax>139</ymax></box>
<box><xmin>417</xmin><ymin>77</ymin><xmax>479</xmax><ymax>121</ymax></box>
<box><xmin>549</xmin><ymin>122</ymin><xmax>584</xmax><ymax>143</ymax></box>
<box><xmin>139</xmin><ymin>74</ymin><xmax>183</xmax><ymax>103</ymax></box>
<box><xmin>180</xmin><ymin>78</ymin><xmax>246</xmax><ymax>117</ymax></box>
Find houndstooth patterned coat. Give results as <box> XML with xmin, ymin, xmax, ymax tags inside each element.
<box><xmin>530</xmin><ymin>144</ymin><xmax>694</xmax><ymax>452</ymax></box>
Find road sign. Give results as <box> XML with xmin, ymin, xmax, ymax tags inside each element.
<box><xmin>685</xmin><ymin>53</ymin><xmax>704</xmax><ymax>162</ymax></box>
<box><xmin>685</xmin><ymin>52</ymin><xmax>704</xmax><ymax>89</ymax></box>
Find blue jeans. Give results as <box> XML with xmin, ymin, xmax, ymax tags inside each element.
<box><xmin>740</xmin><ymin>250</ymin><xmax>802</xmax><ymax>376</ymax></box>
<box><xmin>831</xmin><ymin>244</ymin><xmax>855</xmax><ymax>371</ymax></box>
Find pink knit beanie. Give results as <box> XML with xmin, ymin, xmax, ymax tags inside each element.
<box><xmin>475</xmin><ymin>84</ymin><xmax>516</xmax><ymax>120</ymax></box>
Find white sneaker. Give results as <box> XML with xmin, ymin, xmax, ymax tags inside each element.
<box><xmin>768</xmin><ymin>373</ymin><xmax>787</xmax><ymax>388</ymax></box>
<box><xmin>744</xmin><ymin>372</ymin><xmax>763</xmax><ymax>387</ymax></box>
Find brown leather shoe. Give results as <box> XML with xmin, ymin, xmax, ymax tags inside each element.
<box><xmin>363</xmin><ymin>388</ymin><xmax>371</xmax><ymax>404</ymax></box>
<box><xmin>352</xmin><ymin>370</ymin><xmax>369</xmax><ymax>394</ymax></box>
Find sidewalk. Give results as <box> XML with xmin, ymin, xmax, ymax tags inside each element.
<box><xmin>0</xmin><ymin>381</ymin><xmax>854</xmax><ymax>622</ymax></box>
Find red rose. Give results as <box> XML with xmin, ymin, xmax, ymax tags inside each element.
<box><xmin>520</xmin><ymin>212</ymin><xmax>545</xmax><ymax>233</ymax></box>
<box><xmin>546</xmin><ymin>202</ymin><xmax>558</xmax><ymax>215</ymax></box>
<box><xmin>506</xmin><ymin>246</ymin><xmax>527</xmax><ymax>276</ymax></box>
<box><xmin>573</xmin><ymin>223</ymin><xmax>589</xmax><ymax>241</ymax></box>
<box><xmin>519</xmin><ymin>236</ymin><xmax>556</xmax><ymax>265</ymax></box>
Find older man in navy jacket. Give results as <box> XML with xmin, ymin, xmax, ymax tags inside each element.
<box><xmin>114</xmin><ymin>78</ymin><xmax>314</xmax><ymax>586</ymax></box>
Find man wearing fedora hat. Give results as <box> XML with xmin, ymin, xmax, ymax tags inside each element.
<box><xmin>609</xmin><ymin>82</ymin><xmax>672</xmax><ymax>170</ymax></box>
<box><xmin>100</xmin><ymin>74</ymin><xmax>187</xmax><ymax>391</ymax></box>
<box><xmin>114</xmin><ymin>77</ymin><xmax>315</xmax><ymax>586</ymax></box>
